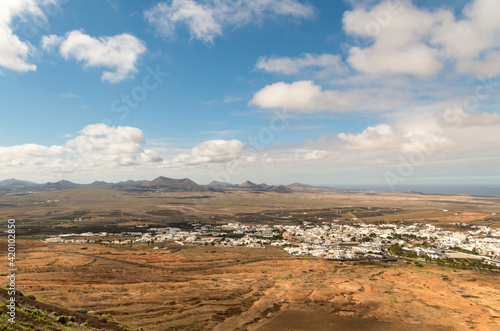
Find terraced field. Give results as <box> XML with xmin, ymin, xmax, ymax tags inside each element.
<box><xmin>7</xmin><ymin>240</ymin><xmax>500</xmax><ymax>331</ymax></box>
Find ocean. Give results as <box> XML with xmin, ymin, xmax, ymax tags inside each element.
<box><xmin>331</xmin><ymin>184</ymin><xmax>500</xmax><ymax>197</ymax></box>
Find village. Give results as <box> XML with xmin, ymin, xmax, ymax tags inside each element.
<box><xmin>44</xmin><ymin>219</ymin><xmax>500</xmax><ymax>267</ymax></box>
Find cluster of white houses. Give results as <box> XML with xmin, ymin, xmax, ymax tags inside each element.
<box><xmin>44</xmin><ymin>221</ymin><xmax>500</xmax><ymax>266</ymax></box>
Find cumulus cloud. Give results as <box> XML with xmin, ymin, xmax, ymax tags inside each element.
<box><xmin>338</xmin><ymin>120</ymin><xmax>455</xmax><ymax>154</ymax></box>
<box><xmin>172</xmin><ymin>139</ymin><xmax>244</xmax><ymax>166</ymax></box>
<box><xmin>338</xmin><ymin>124</ymin><xmax>400</xmax><ymax>151</ymax></box>
<box><xmin>343</xmin><ymin>0</ymin><xmax>500</xmax><ymax>77</ymax></box>
<box><xmin>144</xmin><ymin>0</ymin><xmax>314</xmax><ymax>43</ymax></box>
<box><xmin>250</xmin><ymin>80</ymin><xmax>359</xmax><ymax>113</ymax></box>
<box><xmin>434</xmin><ymin>107</ymin><xmax>500</xmax><ymax>128</ymax></box>
<box><xmin>0</xmin><ymin>124</ymin><xmax>252</xmax><ymax>179</ymax></box>
<box><xmin>343</xmin><ymin>0</ymin><xmax>443</xmax><ymax>77</ymax></box>
<box><xmin>336</xmin><ymin>108</ymin><xmax>500</xmax><ymax>156</ymax></box>
<box><xmin>66</xmin><ymin>124</ymin><xmax>145</xmax><ymax>156</ymax></box>
<box><xmin>303</xmin><ymin>150</ymin><xmax>331</xmax><ymax>160</ymax></box>
<box><xmin>40</xmin><ymin>33</ymin><xmax>62</xmax><ymax>51</ymax></box>
<box><xmin>255</xmin><ymin>53</ymin><xmax>347</xmax><ymax>75</ymax></box>
<box><xmin>64</xmin><ymin>124</ymin><xmax>163</xmax><ymax>167</ymax></box>
<box><xmin>0</xmin><ymin>0</ymin><xmax>59</xmax><ymax>72</ymax></box>
<box><xmin>0</xmin><ymin>124</ymin><xmax>163</xmax><ymax>176</ymax></box>
<box><xmin>431</xmin><ymin>0</ymin><xmax>500</xmax><ymax>76</ymax></box>
<box><xmin>41</xmin><ymin>30</ymin><xmax>146</xmax><ymax>82</ymax></box>
<box><xmin>0</xmin><ymin>144</ymin><xmax>69</xmax><ymax>159</ymax></box>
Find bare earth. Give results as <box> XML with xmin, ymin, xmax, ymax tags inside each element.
<box><xmin>1</xmin><ymin>188</ymin><xmax>499</xmax><ymax>330</ymax></box>
<box><xmin>8</xmin><ymin>240</ymin><xmax>500</xmax><ymax>331</ymax></box>
<box><xmin>1</xmin><ymin>189</ymin><xmax>499</xmax><ymax>238</ymax></box>
<box><xmin>1</xmin><ymin>188</ymin><xmax>499</xmax><ymax>220</ymax></box>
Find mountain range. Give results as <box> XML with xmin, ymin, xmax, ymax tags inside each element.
<box><xmin>0</xmin><ymin>179</ymin><xmax>39</xmax><ymax>187</ymax></box>
<box><xmin>0</xmin><ymin>178</ymin><xmax>147</xmax><ymax>190</ymax></box>
<box><xmin>0</xmin><ymin>177</ymin><xmax>325</xmax><ymax>193</ymax></box>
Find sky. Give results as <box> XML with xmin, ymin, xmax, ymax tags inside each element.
<box><xmin>0</xmin><ymin>0</ymin><xmax>499</xmax><ymax>189</ymax></box>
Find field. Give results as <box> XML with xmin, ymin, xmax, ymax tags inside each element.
<box><xmin>1</xmin><ymin>188</ymin><xmax>500</xmax><ymax>238</ymax></box>
<box><xmin>4</xmin><ymin>240</ymin><xmax>499</xmax><ymax>331</ymax></box>
<box><xmin>1</xmin><ymin>187</ymin><xmax>500</xmax><ymax>330</ymax></box>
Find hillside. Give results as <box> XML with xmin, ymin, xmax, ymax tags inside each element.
<box><xmin>238</xmin><ymin>180</ymin><xmax>259</xmax><ymax>188</ymax></box>
<box><xmin>268</xmin><ymin>185</ymin><xmax>294</xmax><ymax>193</ymax></box>
<box><xmin>0</xmin><ymin>288</ymin><xmax>139</xmax><ymax>330</ymax></box>
<box><xmin>287</xmin><ymin>182</ymin><xmax>316</xmax><ymax>189</ymax></box>
<box><xmin>11</xmin><ymin>243</ymin><xmax>500</xmax><ymax>331</ymax></box>
<box><xmin>238</xmin><ymin>181</ymin><xmax>272</xmax><ymax>190</ymax></box>
<box><xmin>40</xmin><ymin>180</ymin><xmax>82</xmax><ymax>190</ymax></box>
<box><xmin>207</xmin><ymin>180</ymin><xmax>235</xmax><ymax>188</ymax></box>
<box><xmin>141</xmin><ymin>176</ymin><xmax>202</xmax><ymax>189</ymax></box>
<box><xmin>0</xmin><ymin>179</ymin><xmax>39</xmax><ymax>187</ymax></box>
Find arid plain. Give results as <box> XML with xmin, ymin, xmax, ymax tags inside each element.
<box><xmin>1</xmin><ymin>187</ymin><xmax>500</xmax><ymax>330</ymax></box>
<box><xmin>1</xmin><ymin>188</ymin><xmax>499</xmax><ymax>229</ymax></box>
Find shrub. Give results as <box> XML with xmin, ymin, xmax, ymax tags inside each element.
<box><xmin>55</xmin><ymin>315</ymin><xmax>75</xmax><ymax>324</ymax></box>
<box><xmin>98</xmin><ymin>314</ymin><xmax>109</xmax><ymax>323</ymax></box>
<box><xmin>3</xmin><ymin>299</ymin><xmax>18</xmax><ymax>307</ymax></box>
<box><xmin>21</xmin><ymin>307</ymin><xmax>41</xmax><ymax>316</ymax></box>
<box><xmin>56</xmin><ymin>315</ymin><xmax>68</xmax><ymax>324</ymax></box>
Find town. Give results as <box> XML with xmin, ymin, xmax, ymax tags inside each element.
<box><xmin>45</xmin><ymin>220</ymin><xmax>500</xmax><ymax>268</ymax></box>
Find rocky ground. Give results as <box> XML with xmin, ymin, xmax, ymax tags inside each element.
<box><xmin>6</xmin><ymin>240</ymin><xmax>499</xmax><ymax>331</ymax></box>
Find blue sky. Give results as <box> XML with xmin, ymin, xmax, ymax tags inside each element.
<box><xmin>1</xmin><ymin>0</ymin><xmax>500</xmax><ymax>189</ymax></box>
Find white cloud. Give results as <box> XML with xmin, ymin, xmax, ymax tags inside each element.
<box><xmin>343</xmin><ymin>0</ymin><xmax>500</xmax><ymax>77</ymax></box>
<box><xmin>172</xmin><ymin>139</ymin><xmax>244</xmax><ymax>166</ymax></box>
<box><xmin>337</xmin><ymin>108</ymin><xmax>500</xmax><ymax>156</ymax></box>
<box><xmin>40</xmin><ymin>33</ymin><xmax>62</xmax><ymax>51</ymax></box>
<box><xmin>434</xmin><ymin>107</ymin><xmax>500</xmax><ymax>128</ymax></box>
<box><xmin>338</xmin><ymin>119</ymin><xmax>455</xmax><ymax>154</ymax></box>
<box><xmin>5</xmin><ymin>115</ymin><xmax>494</xmax><ymax>185</ymax></box>
<box><xmin>431</xmin><ymin>0</ymin><xmax>500</xmax><ymax>76</ymax></box>
<box><xmin>144</xmin><ymin>0</ymin><xmax>314</xmax><ymax>43</ymax></box>
<box><xmin>250</xmin><ymin>80</ymin><xmax>359</xmax><ymax>113</ymax></box>
<box><xmin>0</xmin><ymin>124</ymin><xmax>164</xmax><ymax>177</ymax></box>
<box><xmin>303</xmin><ymin>150</ymin><xmax>331</xmax><ymax>160</ymax></box>
<box><xmin>220</xmin><ymin>107</ymin><xmax>500</xmax><ymax>186</ymax></box>
<box><xmin>343</xmin><ymin>0</ymin><xmax>443</xmax><ymax>77</ymax></box>
<box><xmin>0</xmin><ymin>143</ymin><xmax>70</xmax><ymax>171</ymax></box>
<box><xmin>42</xmin><ymin>30</ymin><xmax>146</xmax><ymax>82</ymax></box>
<box><xmin>141</xmin><ymin>149</ymin><xmax>164</xmax><ymax>163</ymax></box>
<box><xmin>65</xmin><ymin>124</ymin><xmax>163</xmax><ymax>167</ymax></box>
<box><xmin>145</xmin><ymin>0</ymin><xmax>221</xmax><ymax>43</ymax></box>
<box><xmin>251</xmin><ymin>2</ymin><xmax>500</xmax><ymax>118</ymax></box>
<box><xmin>256</xmin><ymin>53</ymin><xmax>347</xmax><ymax>75</ymax></box>
<box><xmin>0</xmin><ymin>0</ymin><xmax>58</xmax><ymax>72</ymax></box>
<box><xmin>0</xmin><ymin>144</ymin><xmax>69</xmax><ymax>159</ymax></box>
<box><xmin>338</xmin><ymin>124</ymin><xmax>400</xmax><ymax>151</ymax></box>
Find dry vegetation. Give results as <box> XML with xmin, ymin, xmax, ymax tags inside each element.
<box><xmin>1</xmin><ymin>188</ymin><xmax>500</xmax><ymax>330</ymax></box>
<box><xmin>1</xmin><ymin>188</ymin><xmax>499</xmax><ymax>236</ymax></box>
<box><xmin>4</xmin><ymin>240</ymin><xmax>498</xmax><ymax>331</ymax></box>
